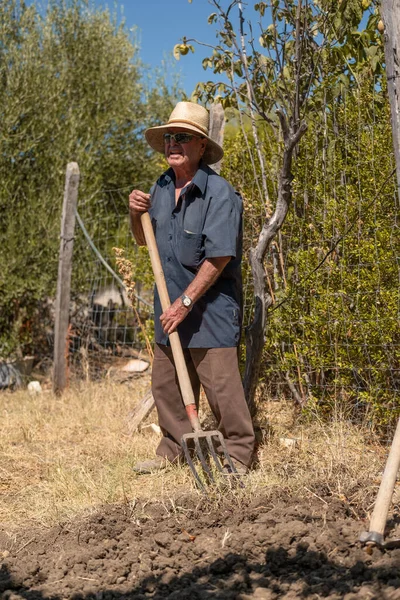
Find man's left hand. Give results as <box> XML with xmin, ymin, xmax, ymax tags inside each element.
<box><xmin>160</xmin><ymin>299</ymin><xmax>190</xmax><ymax>335</ymax></box>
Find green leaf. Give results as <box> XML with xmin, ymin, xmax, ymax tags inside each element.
<box><xmin>365</xmin><ymin>45</ymin><xmax>378</xmax><ymax>57</ymax></box>
<box><xmin>370</xmin><ymin>54</ymin><xmax>380</xmax><ymax>72</ymax></box>
<box><xmin>255</xmin><ymin>2</ymin><xmax>267</xmax><ymax>17</ymax></box>
<box><xmin>233</xmin><ymin>61</ymin><xmax>243</xmax><ymax>77</ymax></box>
<box><xmin>282</xmin><ymin>65</ymin><xmax>291</xmax><ymax>80</ymax></box>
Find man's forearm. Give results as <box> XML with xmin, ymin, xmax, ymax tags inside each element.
<box><xmin>185</xmin><ymin>256</ymin><xmax>231</xmax><ymax>303</ymax></box>
<box><xmin>159</xmin><ymin>255</ymin><xmax>231</xmax><ymax>334</ymax></box>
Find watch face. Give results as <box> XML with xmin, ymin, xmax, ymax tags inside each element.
<box><xmin>182</xmin><ymin>295</ymin><xmax>192</xmax><ymax>307</ymax></box>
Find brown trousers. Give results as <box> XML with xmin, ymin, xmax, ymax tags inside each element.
<box><xmin>152</xmin><ymin>344</ymin><xmax>255</xmax><ymax>467</ymax></box>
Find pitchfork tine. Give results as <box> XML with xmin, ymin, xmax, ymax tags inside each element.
<box><xmin>205</xmin><ymin>435</ymin><xmax>225</xmax><ymax>473</ymax></box>
<box><xmin>194</xmin><ymin>436</ymin><xmax>214</xmax><ymax>482</ymax></box>
<box><xmin>181</xmin><ymin>437</ymin><xmax>205</xmax><ymax>491</ymax></box>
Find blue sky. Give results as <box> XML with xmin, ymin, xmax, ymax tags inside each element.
<box><xmin>93</xmin><ymin>0</ymin><xmax>223</xmax><ymax>95</ymax></box>
<box><xmin>28</xmin><ymin>0</ymin><xmax>266</xmax><ymax>95</ymax></box>
<box><xmin>26</xmin><ymin>0</ymin><xmax>229</xmax><ymax>95</ymax></box>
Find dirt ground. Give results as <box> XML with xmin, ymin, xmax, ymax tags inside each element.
<box><xmin>1</xmin><ymin>491</ymin><xmax>400</xmax><ymax>600</ymax></box>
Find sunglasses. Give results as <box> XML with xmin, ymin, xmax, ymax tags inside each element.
<box><xmin>163</xmin><ymin>132</ymin><xmax>202</xmax><ymax>144</ymax></box>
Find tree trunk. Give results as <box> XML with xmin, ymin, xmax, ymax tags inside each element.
<box><xmin>243</xmin><ymin>119</ymin><xmax>307</xmax><ymax>416</ymax></box>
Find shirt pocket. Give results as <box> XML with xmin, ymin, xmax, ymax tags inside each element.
<box><xmin>179</xmin><ymin>230</ymin><xmax>203</xmax><ymax>268</ymax></box>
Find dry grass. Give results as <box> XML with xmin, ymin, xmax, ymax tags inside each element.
<box><xmin>0</xmin><ymin>374</ymin><xmax>192</xmax><ymax>528</ymax></box>
<box><xmin>0</xmin><ymin>379</ymin><xmax>387</xmax><ymax>530</ymax></box>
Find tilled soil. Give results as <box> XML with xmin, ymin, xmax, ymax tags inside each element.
<box><xmin>1</xmin><ymin>494</ymin><xmax>400</xmax><ymax>600</ymax></box>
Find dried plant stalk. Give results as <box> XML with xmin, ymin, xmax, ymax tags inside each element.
<box><xmin>113</xmin><ymin>247</ymin><xmax>153</xmax><ymax>361</ymax></box>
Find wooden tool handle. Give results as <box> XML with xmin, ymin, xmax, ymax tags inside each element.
<box><xmin>140</xmin><ymin>212</ymin><xmax>201</xmax><ymax>431</ymax></box>
<box><xmin>368</xmin><ymin>417</ymin><xmax>400</xmax><ymax>539</ymax></box>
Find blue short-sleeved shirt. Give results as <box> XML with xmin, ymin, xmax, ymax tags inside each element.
<box><xmin>148</xmin><ymin>162</ymin><xmax>243</xmax><ymax>349</ymax></box>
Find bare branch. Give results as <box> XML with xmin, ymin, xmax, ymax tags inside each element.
<box><xmin>285</xmin><ymin>372</ymin><xmax>306</xmax><ymax>407</ymax></box>
<box><xmin>289</xmin><ymin>120</ymin><xmax>308</xmax><ymax>149</ymax></box>
<box><xmin>229</xmin><ymin>65</ymin><xmax>266</xmax><ymax>208</ymax></box>
<box><xmin>294</xmin><ymin>0</ymin><xmax>303</xmax><ymax>125</ymax></box>
<box><xmin>277</xmin><ymin>109</ymin><xmax>289</xmax><ymax>140</ymax></box>
<box><xmin>237</xmin><ymin>1</ymin><xmax>270</xmax><ymax>207</ymax></box>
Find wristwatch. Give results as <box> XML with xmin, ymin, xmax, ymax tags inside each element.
<box><xmin>180</xmin><ymin>294</ymin><xmax>193</xmax><ymax>310</ymax></box>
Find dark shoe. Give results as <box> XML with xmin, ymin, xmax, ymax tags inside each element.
<box><xmin>132</xmin><ymin>456</ymin><xmax>168</xmax><ymax>474</ymax></box>
<box><xmin>223</xmin><ymin>457</ymin><xmax>249</xmax><ymax>475</ymax></box>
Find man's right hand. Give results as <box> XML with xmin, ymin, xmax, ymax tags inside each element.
<box><xmin>129</xmin><ymin>190</ymin><xmax>151</xmax><ymax>246</ymax></box>
<box><xmin>129</xmin><ymin>190</ymin><xmax>151</xmax><ymax>214</ymax></box>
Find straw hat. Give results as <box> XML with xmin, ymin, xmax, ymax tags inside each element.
<box><xmin>145</xmin><ymin>102</ymin><xmax>224</xmax><ymax>165</ymax></box>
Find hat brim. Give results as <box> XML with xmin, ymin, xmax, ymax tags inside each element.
<box><xmin>145</xmin><ymin>122</ymin><xmax>224</xmax><ymax>165</ymax></box>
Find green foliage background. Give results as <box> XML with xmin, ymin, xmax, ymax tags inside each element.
<box><xmin>2</xmin><ymin>0</ymin><xmax>399</xmax><ymax>427</ymax></box>
<box><xmin>222</xmin><ymin>74</ymin><xmax>399</xmax><ymax>425</ymax></box>
<box><xmin>0</xmin><ymin>0</ymin><xmax>176</xmax><ymax>356</ymax></box>
<box><xmin>177</xmin><ymin>0</ymin><xmax>400</xmax><ymax>425</ymax></box>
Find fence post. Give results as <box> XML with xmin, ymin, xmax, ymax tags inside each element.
<box><xmin>209</xmin><ymin>103</ymin><xmax>225</xmax><ymax>174</ymax></box>
<box><xmin>381</xmin><ymin>0</ymin><xmax>400</xmax><ymax>203</ymax></box>
<box><xmin>53</xmin><ymin>162</ymin><xmax>80</xmax><ymax>394</ymax></box>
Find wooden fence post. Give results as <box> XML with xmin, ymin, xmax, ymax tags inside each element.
<box><xmin>53</xmin><ymin>162</ymin><xmax>80</xmax><ymax>394</ymax></box>
<box><xmin>209</xmin><ymin>103</ymin><xmax>225</xmax><ymax>174</ymax></box>
<box><xmin>381</xmin><ymin>0</ymin><xmax>400</xmax><ymax>203</ymax></box>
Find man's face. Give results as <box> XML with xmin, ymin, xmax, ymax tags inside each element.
<box><xmin>164</xmin><ymin>128</ymin><xmax>207</xmax><ymax>173</ymax></box>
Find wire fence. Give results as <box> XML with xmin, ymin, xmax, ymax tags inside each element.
<box><xmin>224</xmin><ymin>80</ymin><xmax>400</xmax><ymax>428</ymax></box>
<box><xmin>69</xmin><ymin>182</ymin><xmax>153</xmax><ymax>379</ymax></box>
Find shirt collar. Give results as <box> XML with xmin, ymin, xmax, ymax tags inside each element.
<box><xmin>191</xmin><ymin>162</ymin><xmax>208</xmax><ymax>195</ymax></box>
<box><xmin>164</xmin><ymin>161</ymin><xmax>209</xmax><ymax>195</ymax></box>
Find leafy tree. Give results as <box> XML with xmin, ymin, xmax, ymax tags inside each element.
<box><xmin>175</xmin><ymin>0</ymin><xmax>387</xmax><ymax>417</ymax></box>
<box><xmin>0</xmin><ymin>0</ymin><xmax>177</xmax><ymax>358</ymax></box>
<box><xmin>222</xmin><ymin>75</ymin><xmax>399</xmax><ymax>425</ymax></box>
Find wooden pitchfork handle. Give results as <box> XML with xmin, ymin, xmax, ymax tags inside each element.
<box><xmin>140</xmin><ymin>211</ymin><xmax>202</xmax><ymax>432</ymax></box>
<box><xmin>360</xmin><ymin>416</ymin><xmax>400</xmax><ymax>548</ymax></box>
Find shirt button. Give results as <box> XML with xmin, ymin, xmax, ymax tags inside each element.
<box><xmin>166</xmin><ymin>257</ymin><xmax>171</xmax><ymax>262</ymax></box>
<box><xmin>168</xmin><ymin>234</ymin><xmax>172</xmax><ymax>240</ymax></box>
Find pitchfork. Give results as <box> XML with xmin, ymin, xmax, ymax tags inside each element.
<box><xmin>141</xmin><ymin>211</ymin><xmax>240</xmax><ymax>491</ymax></box>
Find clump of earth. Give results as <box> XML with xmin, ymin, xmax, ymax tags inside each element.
<box><xmin>1</xmin><ymin>494</ymin><xmax>400</xmax><ymax>599</ymax></box>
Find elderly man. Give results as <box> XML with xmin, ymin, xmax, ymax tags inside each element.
<box><xmin>129</xmin><ymin>102</ymin><xmax>255</xmax><ymax>474</ymax></box>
